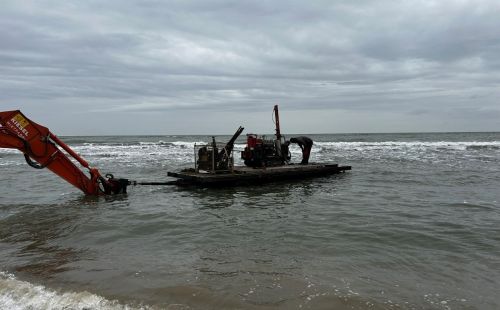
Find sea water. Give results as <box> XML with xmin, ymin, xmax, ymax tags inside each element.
<box><xmin>1</xmin><ymin>132</ymin><xmax>499</xmax><ymax>309</ymax></box>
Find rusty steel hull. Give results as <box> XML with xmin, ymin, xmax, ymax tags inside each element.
<box><xmin>167</xmin><ymin>163</ymin><xmax>351</xmax><ymax>187</ymax></box>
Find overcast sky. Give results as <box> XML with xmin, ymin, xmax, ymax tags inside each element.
<box><xmin>1</xmin><ymin>0</ymin><xmax>499</xmax><ymax>135</ymax></box>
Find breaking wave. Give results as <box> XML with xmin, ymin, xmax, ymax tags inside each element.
<box><xmin>0</xmin><ymin>271</ymin><xmax>151</xmax><ymax>310</ymax></box>
<box><xmin>2</xmin><ymin>138</ymin><xmax>499</xmax><ymax>167</ymax></box>
<box><xmin>314</xmin><ymin>140</ymin><xmax>500</xmax><ymax>150</ymax></box>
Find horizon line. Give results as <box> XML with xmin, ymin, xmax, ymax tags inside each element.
<box><xmin>58</xmin><ymin>130</ymin><xmax>500</xmax><ymax>137</ymax></box>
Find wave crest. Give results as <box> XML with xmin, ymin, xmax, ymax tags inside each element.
<box><xmin>0</xmin><ymin>271</ymin><xmax>150</xmax><ymax>310</ymax></box>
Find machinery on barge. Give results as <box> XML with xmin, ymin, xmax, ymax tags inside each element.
<box><xmin>241</xmin><ymin>105</ymin><xmax>291</xmax><ymax>167</ymax></box>
<box><xmin>167</xmin><ymin>105</ymin><xmax>351</xmax><ymax>186</ymax></box>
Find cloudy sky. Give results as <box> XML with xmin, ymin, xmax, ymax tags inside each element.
<box><xmin>1</xmin><ymin>0</ymin><xmax>499</xmax><ymax>135</ymax></box>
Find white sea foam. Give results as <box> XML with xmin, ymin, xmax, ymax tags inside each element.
<box><xmin>0</xmin><ymin>148</ymin><xmax>18</xmax><ymax>154</ymax></box>
<box><xmin>3</xmin><ymin>139</ymin><xmax>498</xmax><ymax>168</ymax></box>
<box><xmin>0</xmin><ymin>271</ymin><xmax>149</xmax><ymax>310</ymax></box>
<box><xmin>137</xmin><ymin>141</ymin><xmax>205</xmax><ymax>148</ymax></box>
<box><xmin>314</xmin><ymin>141</ymin><xmax>500</xmax><ymax>150</ymax></box>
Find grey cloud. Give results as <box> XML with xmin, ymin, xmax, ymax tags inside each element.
<box><xmin>1</xmin><ymin>0</ymin><xmax>499</xmax><ymax>134</ymax></box>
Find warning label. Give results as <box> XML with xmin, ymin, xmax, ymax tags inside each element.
<box><xmin>9</xmin><ymin>113</ymin><xmax>30</xmax><ymax>138</ymax></box>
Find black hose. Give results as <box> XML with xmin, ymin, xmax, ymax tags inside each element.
<box><xmin>132</xmin><ymin>181</ymin><xmax>178</xmax><ymax>186</ymax></box>
<box><xmin>24</xmin><ymin>154</ymin><xmax>46</xmax><ymax>169</ymax></box>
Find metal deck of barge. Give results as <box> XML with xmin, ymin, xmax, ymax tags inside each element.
<box><xmin>167</xmin><ymin>163</ymin><xmax>351</xmax><ymax>187</ymax></box>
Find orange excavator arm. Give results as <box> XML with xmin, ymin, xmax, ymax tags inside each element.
<box><xmin>0</xmin><ymin>110</ymin><xmax>128</xmax><ymax>195</ymax></box>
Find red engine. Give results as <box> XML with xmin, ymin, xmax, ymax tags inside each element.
<box><xmin>241</xmin><ymin>133</ymin><xmax>290</xmax><ymax>167</ymax></box>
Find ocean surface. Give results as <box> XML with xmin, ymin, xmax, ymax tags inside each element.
<box><xmin>1</xmin><ymin>132</ymin><xmax>499</xmax><ymax>309</ymax></box>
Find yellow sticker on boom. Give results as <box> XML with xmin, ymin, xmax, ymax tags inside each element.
<box><xmin>10</xmin><ymin>113</ymin><xmax>31</xmax><ymax>138</ymax></box>
<box><xmin>12</xmin><ymin>113</ymin><xmax>29</xmax><ymax>128</ymax></box>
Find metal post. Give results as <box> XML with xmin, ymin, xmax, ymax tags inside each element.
<box><xmin>194</xmin><ymin>143</ymin><xmax>198</xmax><ymax>172</ymax></box>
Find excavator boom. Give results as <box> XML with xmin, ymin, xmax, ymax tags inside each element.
<box><xmin>0</xmin><ymin>110</ymin><xmax>127</xmax><ymax>195</ymax></box>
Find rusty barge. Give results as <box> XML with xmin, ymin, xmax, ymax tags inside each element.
<box><xmin>167</xmin><ymin>164</ymin><xmax>350</xmax><ymax>187</ymax></box>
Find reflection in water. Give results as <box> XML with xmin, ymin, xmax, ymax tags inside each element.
<box><xmin>175</xmin><ymin>177</ymin><xmax>350</xmax><ymax>307</ymax></box>
<box><xmin>188</xmin><ymin>176</ymin><xmax>341</xmax><ymax>210</ymax></box>
<box><xmin>0</xmin><ymin>198</ymin><xmax>99</xmax><ymax>278</ymax></box>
